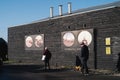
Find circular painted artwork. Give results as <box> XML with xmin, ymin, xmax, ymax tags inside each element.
<box><xmin>63</xmin><ymin>32</ymin><xmax>75</xmax><ymax>47</ymax></box>
<box><xmin>35</xmin><ymin>35</ymin><xmax>44</xmax><ymax>47</ymax></box>
<box><xmin>78</xmin><ymin>31</ymin><xmax>92</xmax><ymax>45</ymax></box>
<box><xmin>25</xmin><ymin>36</ymin><xmax>33</xmax><ymax>47</ymax></box>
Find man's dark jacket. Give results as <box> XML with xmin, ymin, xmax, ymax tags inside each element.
<box><xmin>81</xmin><ymin>45</ymin><xmax>89</xmax><ymax>60</ymax></box>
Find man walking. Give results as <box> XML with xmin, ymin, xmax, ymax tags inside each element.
<box><xmin>80</xmin><ymin>42</ymin><xmax>89</xmax><ymax>75</ymax></box>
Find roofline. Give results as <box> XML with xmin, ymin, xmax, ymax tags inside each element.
<box><xmin>10</xmin><ymin>1</ymin><xmax>120</xmax><ymax>27</ymax></box>
<box><xmin>50</xmin><ymin>6</ymin><xmax>116</xmax><ymax>20</ymax></box>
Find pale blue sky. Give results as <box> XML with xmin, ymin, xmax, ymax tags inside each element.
<box><xmin>0</xmin><ymin>0</ymin><xmax>119</xmax><ymax>41</ymax></box>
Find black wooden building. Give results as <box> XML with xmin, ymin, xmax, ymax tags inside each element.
<box><xmin>8</xmin><ymin>1</ymin><xmax>120</xmax><ymax>70</ymax></box>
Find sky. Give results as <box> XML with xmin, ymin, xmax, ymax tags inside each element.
<box><xmin>0</xmin><ymin>0</ymin><xmax>119</xmax><ymax>41</ymax></box>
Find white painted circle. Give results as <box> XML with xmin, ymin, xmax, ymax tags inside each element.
<box><xmin>63</xmin><ymin>32</ymin><xmax>75</xmax><ymax>47</ymax></box>
<box><xmin>35</xmin><ymin>35</ymin><xmax>43</xmax><ymax>47</ymax></box>
<box><xmin>78</xmin><ymin>31</ymin><xmax>92</xmax><ymax>45</ymax></box>
<box><xmin>25</xmin><ymin>36</ymin><xmax>33</xmax><ymax>47</ymax></box>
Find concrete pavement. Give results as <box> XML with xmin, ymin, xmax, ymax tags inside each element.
<box><xmin>0</xmin><ymin>65</ymin><xmax>120</xmax><ymax>80</ymax></box>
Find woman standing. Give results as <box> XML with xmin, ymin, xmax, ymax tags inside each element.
<box><xmin>43</xmin><ymin>47</ymin><xmax>52</xmax><ymax>70</ymax></box>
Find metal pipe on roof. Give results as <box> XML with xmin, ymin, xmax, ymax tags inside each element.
<box><xmin>50</xmin><ymin>7</ymin><xmax>54</xmax><ymax>18</ymax></box>
<box><xmin>59</xmin><ymin>5</ymin><xmax>62</xmax><ymax>16</ymax></box>
<box><xmin>68</xmin><ymin>2</ymin><xmax>72</xmax><ymax>14</ymax></box>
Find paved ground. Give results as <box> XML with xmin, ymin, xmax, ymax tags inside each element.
<box><xmin>0</xmin><ymin>65</ymin><xmax>120</xmax><ymax>80</ymax></box>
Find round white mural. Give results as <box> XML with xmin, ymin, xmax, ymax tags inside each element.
<box><xmin>25</xmin><ymin>36</ymin><xmax>33</xmax><ymax>47</ymax></box>
<box><xmin>63</xmin><ymin>32</ymin><xmax>75</xmax><ymax>47</ymax></box>
<box><xmin>35</xmin><ymin>35</ymin><xmax>44</xmax><ymax>47</ymax></box>
<box><xmin>78</xmin><ymin>31</ymin><xmax>92</xmax><ymax>45</ymax></box>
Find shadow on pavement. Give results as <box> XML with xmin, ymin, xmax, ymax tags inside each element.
<box><xmin>0</xmin><ymin>65</ymin><xmax>71</xmax><ymax>73</ymax></box>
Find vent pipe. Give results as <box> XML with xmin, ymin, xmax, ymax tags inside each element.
<box><xmin>68</xmin><ymin>2</ymin><xmax>72</xmax><ymax>14</ymax></box>
<box><xmin>59</xmin><ymin>5</ymin><xmax>62</xmax><ymax>16</ymax></box>
<box><xmin>50</xmin><ymin>7</ymin><xmax>53</xmax><ymax>18</ymax></box>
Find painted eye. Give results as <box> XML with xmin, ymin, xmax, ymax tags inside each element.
<box><xmin>63</xmin><ymin>32</ymin><xmax>75</xmax><ymax>47</ymax></box>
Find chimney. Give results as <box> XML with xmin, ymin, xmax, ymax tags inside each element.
<box><xmin>68</xmin><ymin>2</ymin><xmax>72</xmax><ymax>14</ymax></box>
<box><xmin>59</xmin><ymin>5</ymin><xmax>62</xmax><ymax>16</ymax></box>
<box><xmin>50</xmin><ymin>7</ymin><xmax>53</xmax><ymax>18</ymax></box>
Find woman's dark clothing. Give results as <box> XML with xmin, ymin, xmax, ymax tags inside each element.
<box><xmin>43</xmin><ymin>49</ymin><xmax>51</xmax><ymax>70</ymax></box>
<box><xmin>80</xmin><ymin>45</ymin><xmax>89</xmax><ymax>74</ymax></box>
